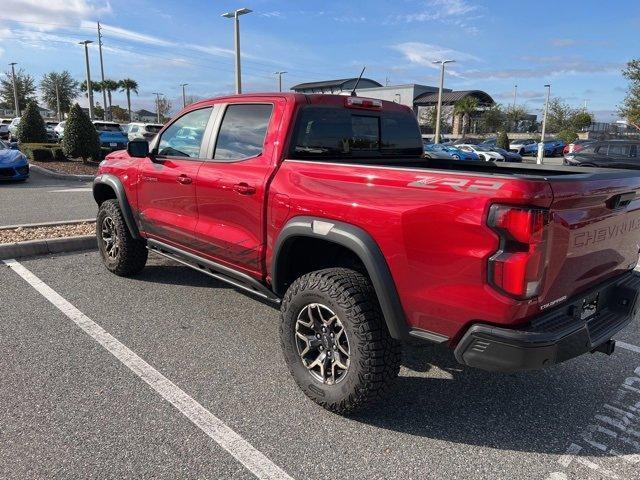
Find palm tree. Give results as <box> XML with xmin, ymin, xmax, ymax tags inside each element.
<box><xmin>80</xmin><ymin>80</ymin><xmax>102</xmax><ymax>114</ymax></box>
<box><xmin>453</xmin><ymin>96</ymin><xmax>479</xmax><ymax>137</ymax></box>
<box><xmin>119</xmin><ymin>78</ymin><xmax>138</xmax><ymax>122</ymax></box>
<box><xmin>101</xmin><ymin>79</ymin><xmax>120</xmax><ymax>117</ymax></box>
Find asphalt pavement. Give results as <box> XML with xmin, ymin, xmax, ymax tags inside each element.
<box><xmin>2</xmin><ymin>251</ymin><xmax>640</xmax><ymax>479</ymax></box>
<box><xmin>0</xmin><ymin>170</ymin><xmax>95</xmax><ymax>226</ymax></box>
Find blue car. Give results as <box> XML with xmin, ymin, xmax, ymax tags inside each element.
<box><xmin>0</xmin><ymin>140</ymin><xmax>29</xmax><ymax>181</ymax></box>
<box><xmin>424</xmin><ymin>143</ymin><xmax>480</xmax><ymax>160</ymax></box>
<box><xmin>93</xmin><ymin>121</ymin><xmax>129</xmax><ymax>152</ymax></box>
<box><xmin>522</xmin><ymin>139</ymin><xmax>566</xmax><ymax>157</ymax></box>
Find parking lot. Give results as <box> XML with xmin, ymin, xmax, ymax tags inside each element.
<box><xmin>2</xmin><ymin>249</ymin><xmax>640</xmax><ymax>479</ymax></box>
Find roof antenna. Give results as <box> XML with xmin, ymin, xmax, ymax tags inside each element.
<box><xmin>350</xmin><ymin>66</ymin><xmax>366</xmax><ymax>96</ymax></box>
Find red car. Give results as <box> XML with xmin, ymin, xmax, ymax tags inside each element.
<box><xmin>93</xmin><ymin>93</ymin><xmax>640</xmax><ymax>413</ymax></box>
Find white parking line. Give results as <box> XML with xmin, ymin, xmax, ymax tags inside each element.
<box><xmin>49</xmin><ymin>188</ymin><xmax>93</xmax><ymax>193</ymax></box>
<box><xmin>618</xmin><ymin>342</ymin><xmax>640</xmax><ymax>354</ymax></box>
<box><xmin>3</xmin><ymin>258</ymin><xmax>294</xmax><ymax>480</ymax></box>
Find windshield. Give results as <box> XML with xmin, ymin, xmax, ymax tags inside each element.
<box><xmin>94</xmin><ymin>123</ymin><xmax>123</xmax><ymax>133</ymax></box>
<box><xmin>474</xmin><ymin>145</ymin><xmax>493</xmax><ymax>152</ymax></box>
<box><xmin>289</xmin><ymin>105</ymin><xmax>423</xmax><ymax>160</ymax></box>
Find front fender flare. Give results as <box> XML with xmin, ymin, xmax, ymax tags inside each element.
<box><xmin>93</xmin><ymin>173</ymin><xmax>140</xmax><ymax>239</ymax></box>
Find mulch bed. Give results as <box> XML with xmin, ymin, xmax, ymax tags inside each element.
<box><xmin>31</xmin><ymin>158</ymin><xmax>100</xmax><ymax>176</ymax></box>
<box><xmin>0</xmin><ymin>222</ymin><xmax>96</xmax><ymax>244</ymax></box>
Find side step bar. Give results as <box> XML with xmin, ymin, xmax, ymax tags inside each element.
<box><xmin>147</xmin><ymin>239</ymin><xmax>281</xmax><ymax>306</ymax></box>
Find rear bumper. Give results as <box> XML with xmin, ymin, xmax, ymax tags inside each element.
<box><xmin>454</xmin><ymin>272</ymin><xmax>640</xmax><ymax>373</ymax></box>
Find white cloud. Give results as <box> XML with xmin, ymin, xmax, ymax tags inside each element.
<box><xmin>186</xmin><ymin>44</ymin><xmax>235</xmax><ymax>58</ymax></box>
<box><xmin>392</xmin><ymin>42</ymin><xmax>479</xmax><ymax>77</ymax></box>
<box><xmin>260</xmin><ymin>12</ymin><xmax>283</xmax><ymax>18</ymax></box>
<box><xmin>549</xmin><ymin>38</ymin><xmax>578</xmax><ymax>47</ymax></box>
<box><xmin>398</xmin><ymin>0</ymin><xmax>478</xmax><ymax>22</ymax></box>
<box><xmin>0</xmin><ymin>47</ymin><xmax>4</xmax><ymax>59</ymax></box>
<box><xmin>85</xmin><ymin>21</ymin><xmax>174</xmax><ymax>47</ymax></box>
<box><xmin>2</xmin><ymin>0</ymin><xmax>111</xmax><ymax>30</ymax></box>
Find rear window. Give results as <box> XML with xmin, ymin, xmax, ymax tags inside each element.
<box><xmin>607</xmin><ymin>144</ymin><xmax>631</xmax><ymax>156</ymax></box>
<box><xmin>289</xmin><ymin>105</ymin><xmax>423</xmax><ymax>160</ymax></box>
<box><xmin>94</xmin><ymin>123</ymin><xmax>122</xmax><ymax>132</ymax></box>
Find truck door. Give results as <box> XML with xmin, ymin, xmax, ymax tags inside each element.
<box><xmin>137</xmin><ymin>107</ymin><xmax>214</xmax><ymax>249</ymax></box>
<box><xmin>194</xmin><ymin>101</ymin><xmax>282</xmax><ymax>276</ymax></box>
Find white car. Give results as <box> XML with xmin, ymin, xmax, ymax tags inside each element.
<box><xmin>509</xmin><ymin>138</ymin><xmax>536</xmax><ymax>155</ymax></box>
<box><xmin>8</xmin><ymin>117</ymin><xmax>21</xmax><ymax>140</ymax></box>
<box><xmin>54</xmin><ymin>121</ymin><xmax>66</xmax><ymax>138</ymax></box>
<box><xmin>127</xmin><ymin>122</ymin><xmax>163</xmax><ymax>142</ymax></box>
<box><xmin>456</xmin><ymin>144</ymin><xmax>505</xmax><ymax>161</ymax></box>
<box><xmin>0</xmin><ymin>118</ymin><xmax>11</xmax><ymax>140</ymax></box>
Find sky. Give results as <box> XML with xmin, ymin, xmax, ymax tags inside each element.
<box><xmin>1</xmin><ymin>0</ymin><xmax>639</xmax><ymax>121</ymax></box>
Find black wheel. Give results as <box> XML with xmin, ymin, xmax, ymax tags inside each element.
<box><xmin>452</xmin><ymin>154</ymin><xmax>460</xmax><ymax>160</ymax></box>
<box><xmin>519</xmin><ymin>148</ymin><xmax>525</xmax><ymax>156</ymax></box>
<box><xmin>280</xmin><ymin>268</ymin><xmax>401</xmax><ymax>414</ymax></box>
<box><xmin>96</xmin><ymin>199</ymin><xmax>147</xmax><ymax>276</ymax></box>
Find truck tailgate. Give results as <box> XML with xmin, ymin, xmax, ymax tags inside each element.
<box><xmin>540</xmin><ymin>171</ymin><xmax>640</xmax><ymax>308</ymax></box>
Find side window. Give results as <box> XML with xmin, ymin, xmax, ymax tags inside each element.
<box><xmin>157</xmin><ymin>108</ymin><xmax>212</xmax><ymax>158</ymax></box>
<box><xmin>608</xmin><ymin>144</ymin><xmax>630</xmax><ymax>156</ymax></box>
<box><xmin>595</xmin><ymin>144</ymin><xmax>608</xmax><ymax>155</ymax></box>
<box><xmin>631</xmin><ymin>145</ymin><xmax>638</xmax><ymax>158</ymax></box>
<box><xmin>214</xmin><ymin>104</ymin><xmax>273</xmax><ymax>161</ymax></box>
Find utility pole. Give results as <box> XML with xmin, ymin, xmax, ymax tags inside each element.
<box><xmin>153</xmin><ymin>92</ymin><xmax>162</xmax><ymax>123</ymax></box>
<box><xmin>537</xmin><ymin>84</ymin><xmax>551</xmax><ymax>165</ymax></box>
<box><xmin>181</xmin><ymin>83</ymin><xmax>188</xmax><ymax>108</ymax></box>
<box><xmin>9</xmin><ymin>62</ymin><xmax>20</xmax><ymax>117</ymax></box>
<box><xmin>55</xmin><ymin>81</ymin><xmax>62</xmax><ymax>121</ymax></box>
<box><xmin>222</xmin><ymin>7</ymin><xmax>252</xmax><ymax>94</ymax></box>
<box><xmin>97</xmin><ymin>22</ymin><xmax>108</xmax><ymax>120</ymax></box>
<box><xmin>513</xmin><ymin>84</ymin><xmax>518</xmax><ymax>108</ymax></box>
<box><xmin>79</xmin><ymin>41</ymin><xmax>94</xmax><ymax>120</ymax></box>
<box><xmin>433</xmin><ymin>59</ymin><xmax>455</xmax><ymax>144</ymax></box>
<box><xmin>273</xmin><ymin>71</ymin><xmax>287</xmax><ymax>92</ymax></box>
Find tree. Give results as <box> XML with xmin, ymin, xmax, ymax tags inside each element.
<box><xmin>109</xmin><ymin>105</ymin><xmax>129</xmax><ymax>122</ymax></box>
<box><xmin>453</xmin><ymin>96</ymin><xmax>478</xmax><ymax>137</ymax></box>
<box><xmin>157</xmin><ymin>96</ymin><xmax>172</xmax><ymax>122</ymax></box>
<box><xmin>504</xmin><ymin>105</ymin><xmax>529</xmax><ymax>132</ymax></box>
<box><xmin>119</xmin><ymin>78</ymin><xmax>138</xmax><ymax>122</ymax></box>
<box><xmin>481</xmin><ymin>104</ymin><xmax>504</xmax><ymax>133</ymax></box>
<box><xmin>557</xmin><ymin>129</ymin><xmax>579</xmax><ymax>144</ymax></box>
<box><xmin>546</xmin><ymin>98</ymin><xmax>594</xmax><ymax>133</ymax></box>
<box><xmin>16</xmin><ymin>101</ymin><xmax>47</xmax><ymax>143</ymax></box>
<box><xmin>571</xmin><ymin>111</ymin><xmax>593</xmax><ymax>131</ymax></box>
<box><xmin>620</xmin><ymin>59</ymin><xmax>640</xmax><ymax>131</ymax></box>
<box><xmin>0</xmin><ymin>68</ymin><xmax>37</xmax><ymax>112</ymax></box>
<box><xmin>497</xmin><ymin>131</ymin><xmax>510</xmax><ymax>150</ymax></box>
<box><xmin>39</xmin><ymin>71</ymin><xmax>80</xmax><ymax>120</ymax></box>
<box><xmin>100</xmin><ymin>79</ymin><xmax>120</xmax><ymax>115</ymax></box>
<box><xmin>62</xmin><ymin>103</ymin><xmax>101</xmax><ymax>163</ymax></box>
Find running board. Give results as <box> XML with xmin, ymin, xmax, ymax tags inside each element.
<box><xmin>146</xmin><ymin>239</ymin><xmax>281</xmax><ymax>306</ymax></box>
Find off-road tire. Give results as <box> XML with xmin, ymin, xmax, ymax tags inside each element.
<box><xmin>96</xmin><ymin>199</ymin><xmax>147</xmax><ymax>276</ymax></box>
<box><xmin>280</xmin><ymin>268</ymin><xmax>401</xmax><ymax>414</ymax></box>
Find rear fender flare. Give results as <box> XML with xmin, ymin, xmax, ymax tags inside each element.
<box><xmin>93</xmin><ymin>173</ymin><xmax>140</xmax><ymax>239</ymax></box>
<box><xmin>272</xmin><ymin>216</ymin><xmax>409</xmax><ymax>340</ymax></box>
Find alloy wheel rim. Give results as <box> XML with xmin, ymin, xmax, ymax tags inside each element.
<box><xmin>101</xmin><ymin>216</ymin><xmax>120</xmax><ymax>260</ymax></box>
<box><xmin>295</xmin><ymin>303</ymin><xmax>350</xmax><ymax>385</ymax></box>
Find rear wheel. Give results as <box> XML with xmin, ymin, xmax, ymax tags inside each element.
<box><xmin>280</xmin><ymin>268</ymin><xmax>401</xmax><ymax>414</ymax></box>
<box><xmin>96</xmin><ymin>199</ymin><xmax>147</xmax><ymax>276</ymax></box>
<box><xmin>451</xmin><ymin>154</ymin><xmax>460</xmax><ymax>160</ymax></box>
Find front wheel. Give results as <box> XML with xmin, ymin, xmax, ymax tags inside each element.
<box><xmin>451</xmin><ymin>154</ymin><xmax>460</xmax><ymax>160</ymax></box>
<box><xmin>280</xmin><ymin>268</ymin><xmax>401</xmax><ymax>414</ymax></box>
<box><xmin>96</xmin><ymin>199</ymin><xmax>148</xmax><ymax>276</ymax></box>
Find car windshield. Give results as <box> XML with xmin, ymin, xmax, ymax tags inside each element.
<box><xmin>474</xmin><ymin>145</ymin><xmax>493</xmax><ymax>152</ymax></box>
<box><xmin>94</xmin><ymin>123</ymin><xmax>123</xmax><ymax>132</ymax></box>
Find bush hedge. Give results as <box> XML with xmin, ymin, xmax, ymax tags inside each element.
<box><xmin>17</xmin><ymin>102</ymin><xmax>48</xmax><ymax>143</ymax></box>
<box><xmin>497</xmin><ymin>131</ymin><xmax>510</xmax><ymax>150</ymax></box>
<box><xmin>20</xmin><ymin>143</ymin><xmax>67</xmax><ymax>162</ymax></box>
<box><xmin>62</xmin><ymin>103</ymin><xmax>100</xmax><ymax>162</ymax></box>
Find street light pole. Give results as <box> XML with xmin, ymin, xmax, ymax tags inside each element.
<box><xmin>9</xmin><ymin>62</ymin><xmax>20</xmax><ymax>117</ymax></box>
<box><xmin>153</xmin><ymin>92</ymin><xmax>163</xmax><ymax>123</ymax></box>
<box><xmin>79</xmin><ymin>41</ymin><xmax>94</xmax><ymax>120</ymax></box>
<box><xmin>273</xmin><ymin>71</ymin><xmax>287</xmax><ymax>92</ymax></box>
<box><xmin>181</xmin><ymin>83</ymin><xmax>188</xmax><ymax>108</ymax></box>
<box><xmin>433</xmin><ymin>59</ymin><xmax>455</xmax><ymax>144</ymax></box>
<box><xmin>97</xmin><ymin>22</ymin><xmax>108</xmax><ymax>120</ymax></box>
<box><xmin>537</xmin><ymin>84</ymin><xmax>551</xmax><ymax>165</ymax></box>
<box><xmin>55</xmin><ymin>81</ymin><xmax>62</xmax><ymax>121</ymax></box>
<box><xmin>222</xmin><ymin>7</ymin><xmax>252</xmax><ymax>94</ymax></box>
<box><xmin>513</xmin><ymin>84</ymin><xmax>518</xmax><ymax>109</ymax></box>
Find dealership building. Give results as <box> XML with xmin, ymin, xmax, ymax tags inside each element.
<box><xmin>291</xmin><ymin>78</ymin><xmax>495</xmax><ymax>136</ymax></box>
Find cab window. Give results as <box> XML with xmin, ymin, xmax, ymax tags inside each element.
<box><xmin>213</xmin><ymin>104</ymin><xmax>273</xmax><ymax>161</ymax></box>
<box><xmin>157</xmin><ymin>108</ymin><xmax>212</xmax><ymax>158</ymax></box>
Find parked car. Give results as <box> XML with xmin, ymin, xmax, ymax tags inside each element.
<box><xmin>493</xmin><ymin>148</ymin><xmax>523</xmax><ymax>162</ymax></box>
<box><xmin>45</xmin><ymin>121</ymin><xmax>59</xmax><ymax>142</ymax></box>
<box><xmin>456</xmin><ymin>144</ymin><xmax>504</xmax><ymax>161</ymax></box>
<box><xmin>564</xmin><ymin>140</ymin><xmax>640</xmax><ymax>169</ymax></box>
<box><xmin>92</xmin><ymin>121</ymin><xmax>129</xmax><ymax>152</ymax></box>
<box><xmin>509</xmin><ymin>138</ymin><xmax>537</xmax><ymax>155</ymax></box>
<box><xmin>127</xmin><ymin>122</ymin><xmax>163</xmax><ymax>142</ymax></box>
<box><xmin>563</xmin><ymin>139</ymin><xmax>595</xmax><ymax>156</ymax></box>
<box><xmin>480</xmin><ymin>137</ymin><xmax>497</xmax><ymax>147</ymax></box>
<box><xmin>93</xmin><ymin>92</ymin><xmax>640</xmax><ymax>414</ymax></box>
<box><xmin>520</xmin><ymin>139</ymin><xmax>565</xmax><ymax>157</ymax></box>
<box><xmin>424</xmin><ymin>143</ymin><xmax>479</xmax><ymax>160</ymax></box>
<box><xmin>54</xmin><ymin>121</ymin><xmax>66</xmax><ymax>139</ymax></box>
<box><xmin>0</xmin><ymin>139</ymin><xmax>29</xmax><ymax>181</ymax></box>
<box><xmin>0</xmin><ymin>119</ymin><xmax>11</xmax><ymax>140</ymax></box>
<box><xmin>8</xmin><ymin>117</ymin><xmax>21</xmax><ymax>140</ymax></box>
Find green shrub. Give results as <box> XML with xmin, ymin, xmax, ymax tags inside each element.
<box><xmin>497</xmin><ymin>131</ymin><xmax>510</xmax><ymax>150</ymax></box>
<box><xmin>17</xmin><ymin>102</ymin><xmax>48</xmax><ymax>143</ymax></box>
<box><xmin>62</xmin><ymin>103</ymin><xmax>100</xmax><ymax>162</ymax></box>
<box><xmin>20</xmin><ymin>142</ymin><xmax>67</xmax><ymax>162</ymax></box>
<box><xmin>557</xmin><ymin>129</ymin><xmax>579</xmax><ymax>144</ymax></box>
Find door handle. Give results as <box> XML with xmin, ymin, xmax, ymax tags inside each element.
<box><xmin>233</xmin><ymin>182</ymin><xmax>256</xmax><ymax>195</ymax></box>
<box><xmin>177</xmin><ymin>174</ymin><xmax>192</xmax><ymax>185</ymax></box>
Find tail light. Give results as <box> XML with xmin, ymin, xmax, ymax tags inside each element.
<box><xmin>487</xmin><ymin>205</ymin><xmax>550</xmax><ymax>299</ymax></box>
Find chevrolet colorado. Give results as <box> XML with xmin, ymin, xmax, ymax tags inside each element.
<box><xmin>93</xmin><ymin>93</ymin><xmax>640</xmax><ymax>413</ymax></box>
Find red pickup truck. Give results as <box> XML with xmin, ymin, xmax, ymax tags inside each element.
<box><xmin>94</xmin><ymin>93</ymin><xmax>640</xmax><ymax>414</ymax></box>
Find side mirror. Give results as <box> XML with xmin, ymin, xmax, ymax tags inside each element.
<box><xmin>127</xmin><ymin>140</ymin><xmax>150</xmax><ymax>158</ymax></box>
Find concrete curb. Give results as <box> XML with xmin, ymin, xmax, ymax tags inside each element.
<box><xmin>0</xmin><ymin>219</ymin><xmax>96</xmax><ymax>230</ymax></box>
<box><xmin>0</xmin><ymin>235</ymin><xmax>97</xmax><ymax>260</ymax></box>
<box><xmin>30</xmin><ymin>164</ymin><xmax>95</xmax><ymax>181</ymax></box>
